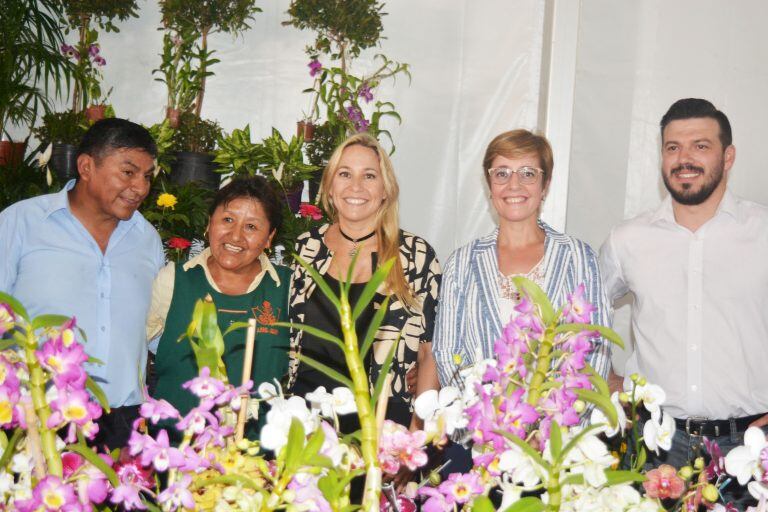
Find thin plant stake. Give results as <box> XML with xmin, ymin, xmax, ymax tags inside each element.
<box><xmin>375</xmin><ymin>373</ymin><xmax>392</xmax><ymax>435</ymax></box>
<box><xmin>235</xmin><ymin>318</ymin><xmax>257</xmax><ymax>442</ymax></box>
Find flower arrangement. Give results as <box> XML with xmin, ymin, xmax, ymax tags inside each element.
<box><xmin>4</xmin><ymin>263</ymin><xmax>768</xmax><ymax>511</ymax></box>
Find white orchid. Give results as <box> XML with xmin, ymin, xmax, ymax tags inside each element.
<box><xmin>37</xmin><ymin>143</ymin><xmax>52</xmax><ymax>168</ymax></box>
<box><xmin>260</xmin><ymin>395</ymin><xmax>319</xmax><ymax>452</ymax></box>
<box><xmin>498</xmin><ymin>476</ymin><xmax>523</xmax><ymax>510</ymax></box>
<box><xmin>627</xmin><ymin>382</ymin><xmax>666</xmax><ymax>421</ymax></box>
<box><xmin>725</xmin><ymin>426</ymin><xmax>768</xmax><ymax>486</ymax></box>
<box><xmin>566</xmin><ymin>434</ymin><xmax>617</xmax><ymax>488</ymax></box>
<box><xmin>257</xmin><ymin>380</ymin><xmax>281</xmax><ymax>401</ymax></box>
<box><xmin>643</xmin><ymin>411</ymin><xmax>675</xmax><ymax>454</ymax></box>
<box><xmin>498</xmin><ymin>444</ymin><xmax>544</xmax><ymax>488</ymax></box>
<box><xmin>305</xmin><ymin>386</ymin><xmax>357</xmax><ymax>417</ymax></box>
<box><xmin>590</xmin><ymin>391</ymin><xmax>627</xmax><ymax>438</ymax></box>
<box><xmin>413</xmin><ymin>386</ymin><xmax>467</xmax><ymax>440</ymax></box>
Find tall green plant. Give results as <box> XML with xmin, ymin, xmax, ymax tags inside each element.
<box><xmin>0</xmin><ymin>0</ymin><xmax>73</xmax><ymax>138</ymax></box>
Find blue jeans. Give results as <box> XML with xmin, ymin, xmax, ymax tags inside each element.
<box><xmin>645</xmin><ymin>421</ymin><xmax>767</xmax><ymax>510</ymax></box>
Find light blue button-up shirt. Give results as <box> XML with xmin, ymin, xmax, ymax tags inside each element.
<box><xmin>0</xmin><ymin>180</ymin><xmax>165</xmax><ymax>407</ymax></box>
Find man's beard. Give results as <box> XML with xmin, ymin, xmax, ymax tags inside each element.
<box><xmin>662</xmin><ymin>161</ymin><xmax>725</xmax><ymax>206</ymax></box>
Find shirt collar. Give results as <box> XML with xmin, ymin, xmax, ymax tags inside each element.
<box><xmin>651</xmin><ymin>189</ymin><xmax>740</xmax><ymax>226</ymax></box>
<box><xmin>183</xmin><ymin>247</ymin><xmax>281</xmax><ymax>291</ymax></box>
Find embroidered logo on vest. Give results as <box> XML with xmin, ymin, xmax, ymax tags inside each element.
<box><xmin>252</xmin><ymin>301</ymin><xmax>280</xmax><ymax>335</ymax></box>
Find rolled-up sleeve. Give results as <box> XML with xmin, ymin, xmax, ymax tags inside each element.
<box><xmin>432</xmin><ymin>251</ymin><xmax>462</xmax><ymax>387</ymax></box>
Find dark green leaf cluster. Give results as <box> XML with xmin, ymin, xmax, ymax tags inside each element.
<box><xmin>0</xmin><ymin>0</ymin><xmax>74</xmax><ymax>136</ymax></box>
<box><xmin>33</xmin><ymin>110</ymin><xmax>89</xmax><ymax>146</ymax></box>
<box><xmin>304</xmin><ymin>121</ymin><xmax>346</xmax><ymax>168</ymax></box>
<box><xmin>285</xmin><ymin>0</ymin><xmax>385</xmax><ymax>58</ymax></box>
<box><xmin>171</xmin><ymin>112</ymin><xmax>222</xmax><ymax>154</ymax></box>
<box><xmin>161</xmin><ymin>0</ymin><xmax>262</xmax><ymax>35</ymax></box>
<box><xmin>140</xmin><ymin>178</ymin><xmax>215</xmax><ymax>243</ymax></box>
<box><xmin>0</xmin><ymin>152</ymin><xmax>51</xmax><ymax>212</ymax></box>
<box><xmin>61</xmin><ymin>0</ymin><xmax>140</xmax><ymax>32</ymax></box>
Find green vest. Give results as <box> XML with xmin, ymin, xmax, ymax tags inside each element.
<box><xmin>152</xmin><ymin>262</ymin><xmax>291</xmax><ymax>438</ymax></box>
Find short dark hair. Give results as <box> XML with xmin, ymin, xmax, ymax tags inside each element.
<box><xmin>77</xmin><ymin>118</ymin><xmax>158</xmax><ymax>161</ymax></box>
<box><xmin>209</xmin><ymin>176</ymin><xmax>283</xmax><ymax>233</ymax></box>
<box><xmin>660</xmin><ymin>98</ymin><xmax>732</xmax><ymax>148</ymax></box>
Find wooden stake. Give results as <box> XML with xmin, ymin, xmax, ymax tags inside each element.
<box><xmin>375</xmin><ymin>374</ymin><xmax>393</xmax><ymax>435</ymax></box>
<box><xmin>235</xmin><ymin>318</ymin><xmax>257</xmax><ymax>442</ymax></box>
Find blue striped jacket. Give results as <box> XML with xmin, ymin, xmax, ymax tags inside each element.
<box><xmin>433</xmin><ymin>222</ymin><xmax>611</xmax><ymax>387</ymax></box>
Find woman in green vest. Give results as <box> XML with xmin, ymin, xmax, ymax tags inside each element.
<box><xmin>146</xmin><ymin>176</ymin><xmax>291</xmax><ymax>438</ymax></box>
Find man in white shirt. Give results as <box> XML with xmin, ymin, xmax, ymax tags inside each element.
<box><xmin>600</xmin><ymin>99</ymin><xmax>768</xmax><ymax>481</ymax></box>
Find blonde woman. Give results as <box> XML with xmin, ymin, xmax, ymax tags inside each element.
<box><xmin>288</xmin><ymin>133</ymin><xmax>441</xmax><ymax>435</ymax></box>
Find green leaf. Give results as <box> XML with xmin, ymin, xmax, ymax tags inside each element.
<box><xmin>301</xmin><ymin>427</ymin><xmax>325</xmax><ymax>464</ymax></box>
<box><xmin>585</xmin><ymin>362</ymin><xmax>610</xmax><ymax>397</ymax></box>
<box><xmin>554</xmin><ymin>323</ymin><xmax>625</xmax><ymax>350</ymax></box>
<box><xmin>471</xmin><ymin>496</ymin><xmax>495</xmax><ymax>512</ymax></box>
<box><xmin>502</xmin><ymin>496</ymin><xmax>545</xmax><ymax>512</ymax></box>
<box><xmin>510</xmin><ymin>277</ymin><xmax>555</xmax><ymax>324</ymax></box>
<box><xmin>86</xmin><ymin>376</ymin><xmax>111</xmax><ymax>414</ymax></box>
<box><xmin>0</xmin><ymin>428</ymin><xmax>23</xmax><ymax>470</ymax></box>
<box><xmin>283</xmin><ymin>417</ymin><xmax>306</xmax><ymax>473</ymax></box>
<box><xmin>604</xmin><ymin>469</ymin><xmax>646</xmax><ymax>485</ymax></box>
<box><xmin>549</xmin><ymin>420</ymin><xmax>562</xmax><ymax>460</ymax></box>
<box><xmin>223</xmin><ymin>321</ymin><xmax>250</xmax><ymax>337</ymax></box>
<box><xmin>0</xmin><ymin>340</ymin><xmax>17</xmax><ymax>351</ymax></box>
<box><xmin>360</xmin><ymin>296</ymin><xmax>390</xmax><ymax>359</ymax></box>
<box><xmin>556</xmin><ymin>424</ymin><xmax>603</xmax><ymax>466</ymax></box>
<box><xmin>66</xmin><ymin>442</ymin><xmax>119</xmax><ymax>487</ymax></box>
<box><xmin>275</xmin><ymin>322</ymin><xmax>344</xmax><ymax>352</ymax></box>
<box><xmin>495</xmin><ymin>430</ymin><xmax>549</xmax><ymax>471</ymax></box>
<box><xmin>370</xmin><ymin>337</ymin><xmax>398</xmax><ymax>408</ymax></box>
<box><xmin>294</xmin><ymin>255</ymin><xmax>340</xmax><ymax>310</ymax></box>
<box><xmin>298</xmin><ymin>354</ymin><xmax>353</xmax><ymax>389</ymax></box>
<box><xmin>31</xmin><ymin>314</ymin><xmax>71</xmax><ymax>330</ymax></box>
<box><xmin>634</xmin><ymin>447</ymin><xmax>647</xmax><ymax>471</ymax></box>
<box><xmin>86</xmin><ymin>356</ymin><xmax>105</xmax><ymax>366</ymax></box>
<box><xmin>352</xmin><ymin>258</ymin><xmax>394</xmax><ymax>321</ymax></box>
<box><xmin>573</xmin><ymin>388</ymin><xmax>618</xmax><ymax>428</ymax></box>
<box><xmin>0</xmin><ymin>291</ymin><xmax>29</xmax><ymax>321</ymax></box>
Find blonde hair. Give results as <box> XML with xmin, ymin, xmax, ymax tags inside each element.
<box><xmin>320</xmin><ymin>133</ymin><xmax>419</xmax><ymax>310</ymax></box>
<box><xmin>483</xmin><ymin>129</ymin><xmax>554</xmax><ymax>189</ymax></box>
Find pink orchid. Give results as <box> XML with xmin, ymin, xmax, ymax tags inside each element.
<box><xmin>358</xmin><ymin>84</ymin><xmax>374</xmax><ymax>103</ymax></box>
<box><xmin>378</xmin><ymin>420</ymin><xmax>428</xmax><ymax>475</ymax></box>
<box><xmin>47</xmin><ymin>388</ymin><xmax>102</xmax><ymax>429</ymax></box>
<box><xmin>419</xmin><ymin>486</ymin><xmax>455</xmax><ymax>512</ymax></box>
<box><xmin>157</xmin><ymin>475</ymin><xmax>195</xmax><ymax>511</ymax></box>
<box><xmin>562</xmin><ymin>283</ymin><xmax>597</xmax><ymax>323</ymax></box>
<box><xmin>643</xmin><ymin>464</ymin><xmax>685</xmax><ymax>499</ymax></box>
<box><xmin>33</xmin><ymin>475</ymin><xmax>79</xmax><ymax>510</ymax></box>
<box><xmin>182</xmin><ymin>366</ymin><xmax>226</xmax><ymax>400</ymax></box>
<box><xmin>176</xmin><ymin>402</ymin><xmax>218</xmax><ymax>435</ymax></box>
<box><xmin>287</xmin><ymin>472</ymin><xmax>332</xmax><ymax>512</ymax></box>
<box><xmin>308</xmin><ymin>58</ymin><xmax>322</xmax><ymax>77</ymax></box>
<box><xmin>140</xmin><ymin>429</ymin><xmax>185</xmax><ymax>472</ymax></box>
<box><xmin>110</xmin><ymin>483</ymin><xmax>147</xmax><ymax>510</ymax></box>
<box><xmin>37</xmin><ymin>338</ymin><xmax>88</xmax><ymax>389</ymax></box>
<box><xmin>139</xmin><ymin>397</ymin><xmax>180</xmax><ymax>424</ymax></box>
<box><xmin>437</xmin><ymin>472</ymin><xmax>484</xmax><ymax>505</ymax></box>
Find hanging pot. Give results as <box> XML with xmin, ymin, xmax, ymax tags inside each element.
<box><xmin>0</xmin><ymin>141</ymin><xmax>26</xmax><ymax>168</ymax></box>
<box><xmin>166</xmin><ymin>107</ymin><xmax>181</xmax><ymax>129</ymax></box>
<box><xmin>284</xmin><ymin>181</ymin><xmax>304</xmax><ymax>213</ymax></box>
<box><xmin>296</xmin><ymin>120</ymin><xmax>315</xmax><ymax>141</ymax></box>
<box><xmin>50</xmin><ymin>143</ymin><xmax>79</xmax><ymax>182</ymax></box>
<box><xmin>85</xmin><ymin>105</ymin><xmax>107</xmax><ymax>122</ymax></box>
<box><xmin>170</xmin><ymin>151</ymin><xmax>220</xmax><ymax>190</ymax></box>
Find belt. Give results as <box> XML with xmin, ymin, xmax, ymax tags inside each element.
<box><xmin>674</xmin><ymin>413</ymin><xmax>765</xmax><ymax>437</ymax></box>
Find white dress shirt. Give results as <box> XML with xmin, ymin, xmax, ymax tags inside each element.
<box><xmin>600</xmin><ymin>190</ymin><xmax>768</xmax><ymax>419</ymax></box>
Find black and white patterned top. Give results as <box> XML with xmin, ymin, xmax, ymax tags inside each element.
<box><xmin>288</xmin><ymin>224</ymin><xmax>442</xmax><ymax>405</ymax></box>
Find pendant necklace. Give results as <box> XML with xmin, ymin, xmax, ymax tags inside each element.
<box><xmin>339</xmin><ymin>227</ymin><xmax>376</xmax><ymax>257</ymax></box>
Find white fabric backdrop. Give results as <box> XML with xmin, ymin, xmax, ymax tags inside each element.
<box><xmin>567</xmin><ymin>0</ymin><xmax>768</xmax><ymax>372</ymax></box>
<box><xmin>34</xmin><ymin>0</ymin><xmax>547</xmax><ymax>262</ymax></box>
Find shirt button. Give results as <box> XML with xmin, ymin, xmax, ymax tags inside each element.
<box><xmin>691</xmin><ymin>384</ymin><xmax>698</xmax><ymax>391</ymax></box>
<box><xmin>100</xmin><ymin>326</ymin><xmax>106</xmax><ymax>332</ymax></box>
<box><xmin>100</xmin><ymin>292</ymin><xmax>105</xmax><ymax>298</ymax></box>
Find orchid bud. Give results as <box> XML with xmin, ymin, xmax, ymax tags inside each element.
<box><xmin>618</xmin><ymin>392</ymin><xmax>630</xmax><ymax>403</ymax></box>
<box><xmin>678</xmin><ymin>466</ymin><xmax>693</xmax><ymax>480</ymax></box>
<box><xmin>573</xmin><ymin>400</ymin><xmax>586</xmax><ymax>413</ymax></box>
<box><xmin>236</xmin><ymin>439</ymin><xmax>249</xmax><ymax>451</ymax></box>
<box><xmin>637</xmin><ymin>377</ymin><xmax>647</xmax><ymax>386</ymax></box>
<box><xmin>428</xmin><ymin>472</ymin><xmax>442</xmax><ymax>486</ymax></box>
<box><xmin>630</xmin><ymin>373</ymin><xmax>639</xmax><ymax>382</ymax></box>
<box><xmin>694</xmin><ymin>457</ymin><xmax>705</xmax><ymax>470</ymax></box>
<box><xmin>702</xmin><ymin>484</ymin><xmax>719</xmax><ymax>502</ymax></box>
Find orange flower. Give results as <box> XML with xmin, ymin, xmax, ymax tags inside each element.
<box><xmin>643</xmin><ymin>464</ymin><xmax>685</xmax><ymax>499</ymax></box>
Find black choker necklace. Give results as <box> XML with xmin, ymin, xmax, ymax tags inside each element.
<box><xmin>339</xmin><ymin>227</ymin><xmax>375</xmax><ymax>257</ymax></box>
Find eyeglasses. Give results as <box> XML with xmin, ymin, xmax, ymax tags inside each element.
<box><xmin>487</xmin><ymin>166</ymin><xmax>544</xmax><ymax>185</ymax></box>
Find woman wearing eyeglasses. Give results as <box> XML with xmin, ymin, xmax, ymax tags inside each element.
<box><xmin>432</xmin><ymin>129</ymin><xmax>611</xmax><ymax>390</ymax></box>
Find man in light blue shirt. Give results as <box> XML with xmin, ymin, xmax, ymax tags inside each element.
<box><xmin>0</xmin><ymin>118</ymin><xmax>164</xmax><ymax>448</ymax></box>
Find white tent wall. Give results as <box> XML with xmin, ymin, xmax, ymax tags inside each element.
<box><xmin>566</xmin><ymin>0</ymin><xmax>768</xmax><ymax>373</ymax></box>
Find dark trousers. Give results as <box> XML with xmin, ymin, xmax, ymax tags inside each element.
<box><xmin>92</xmin><ymin>405</ymin><xmax>140</xmax><ymax>452</ymax></box>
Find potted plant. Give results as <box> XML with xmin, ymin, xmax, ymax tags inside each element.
<box><xmin>32</xmin><ymin>111</ymin><xmax>88</xmax><ymax>183</ymax></box>
<box><xmin>0</xmin><ymin>0</ymin><xmax>73</xmax><ymax>165</ymax></box>
<box><xmin>153</xmin><ymin>25</ymin><xmax>200</xmax><ymax>128</ymax></box>
<box><xmin>215</xmin><ymin>126</ymin><xmax>318</xmax><ymax>212</ymax></box>
<box><xmin>60</xmin><ymin>0</ymin><xmax>139</xmax><ymax>114</ymax></box>
<box><xmin>159</xmin><ymin>0</ymin><xmax>262</xmax><ymax>118</ymax></box>
<box><xmin>169</xmin><ymin>111</ymin><xmax>222</xmax><ymax>189</ymax></box>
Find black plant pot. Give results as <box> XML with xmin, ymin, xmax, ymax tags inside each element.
<box><xmin>50</xmin><ymin>143</ymin><xmax>79</xmax><ymax>182</ymax></box>
<box><xmin>170</xmin><ymin>151</ymin><xmax>220</xmax><ymax>190</ymax></box>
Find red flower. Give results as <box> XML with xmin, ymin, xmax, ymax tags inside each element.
<box><xmin>168</xmin><ymin>237</ymin><xmax>191</xmax><ymax>250</ymax></box>
<box><xmin>299</xmin><ymin>203</ymin><xmax>323</xmax><ymax>221</ymax></box>
<box><xmin>643</xmin><ymin>464</ymin><xmax>685</xmax><ymax>499</ymax></box>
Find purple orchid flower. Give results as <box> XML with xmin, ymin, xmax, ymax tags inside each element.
<box><xmin>358</xmin><ymin>84</ymin><xmax>374</xmax><ymax>103</ymax></box>
<box><xmin>157</xmin><ymin>475</ymin><xmax>195</xmax><ymax>511</ymax></box>
<box><xmin>139</xmin><ymin>429</ymin><xmax>186</xmax><ymax>472</ymax></box>
<box><xmin>562</xmin><ymin>283</ymin><xmax>597</xmax><ymax>323</ymax></box>
<box><xmin>182</xmin><ymin>367</ymin><xmax>226</xmax><ymax>400</ymax></box>
<box><xmin>308</xmin><ymin>58</ymin><xmax>322</xmax><ymax>77</ymax></box>
<box><xmin>88</xmin><ymin>44</ymin><xmax>100</xmax><ymax>57</ymax></box>
<box><xmin>139</xmin><ymin>397</ymin><xmax>180</xmax><ymax>424</ymax></box>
